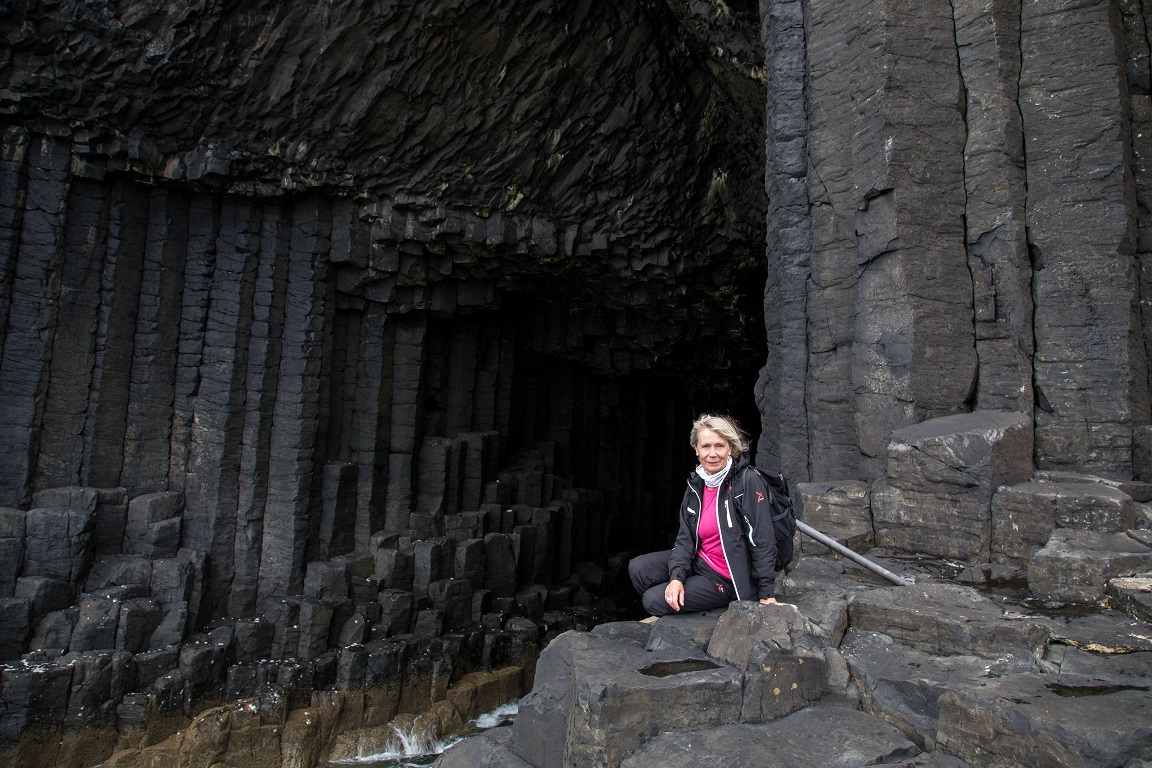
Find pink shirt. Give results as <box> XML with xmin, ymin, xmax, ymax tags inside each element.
<box><xmin>697</xmin><ymin>486</ymin><xmax>731</xmax><ymax>579</ymax></box>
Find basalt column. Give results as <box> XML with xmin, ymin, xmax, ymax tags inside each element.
<box><xmin>767</xmin><ymin>0</ymin><xmax>976</xmax><ymax>482</ymax></box>
<box><xmin>1022</xmin><ymin>0</ymin><xmax>1150</xmax><ymax>480</ymax></box>
<box><xmin>0</xmin><ymin>134</ymin><xmax>70</xmax><ymax>508</ymax></box>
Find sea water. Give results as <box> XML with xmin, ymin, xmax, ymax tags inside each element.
<box><xmin>323</xmin><ymin>701</ymin><xmax>519</xmax><ymax>767</ymax></box>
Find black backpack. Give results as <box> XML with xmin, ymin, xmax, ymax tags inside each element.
<box><xmin>734</xmin><ymin>466</ymin><xmax>797</xmax><ymax>573</ymax></box>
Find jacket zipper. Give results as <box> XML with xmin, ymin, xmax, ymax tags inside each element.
<box><xmin>719</xmin><ymin>494</ymin><xmax>741</xmax><ymax>600</ymax></box>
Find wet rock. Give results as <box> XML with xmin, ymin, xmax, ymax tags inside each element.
<box><xmin>436</xmin><ymin>725</ymin><xmax>534</xmax><ymax>767</ymax></box>
<box><xmin>1040</xmin><ymin>610</ymin><xmax>1152</xmax><ymax>655</ymax></box>
<box><xmin>847</xmin><ymin>582</ymin><xmax>1050</xmax><ymax>659</ymax></box>
<box><xmin>873</xmin><ymin>411</ymin><xmax>1033</xmax><ymax>562</ymax></box>
<box><xmin>937</xmin><ymin>671</ymin><xmax>1152</xmax><ymax>766</ymax></box>
<box><xmin>842</xmin><ymin>629</ymin><xmax>1038</xmax><ymax>750</ymax></box>
<box><xmin>620</xmin><ymin>705</ymin><xmax>958</xmax><ymax>768</ymax></box>
<box><xmin>1028</xmin><ymin>529</ymin><xmax>1152</xmax><ymax>604</ymax></box>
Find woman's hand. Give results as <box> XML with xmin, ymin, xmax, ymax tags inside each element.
<box><xmin>665</xmin><ymin>580</ymin><xmax>685</xmax><ymax>612</ymax></box>
<box><xmin>759</xmin><ymin>597</ymin><xmax>778</xmax><ymax>605</ymax></box>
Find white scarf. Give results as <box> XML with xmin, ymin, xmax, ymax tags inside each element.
<box><xmin>696</xmin><ymin>455</ymin><xmax>733</xmax><ymax>488</ymax></box>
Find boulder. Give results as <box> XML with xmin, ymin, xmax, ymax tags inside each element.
<box><xmin>707</xmin><ymin>602</ymin><xmax>831</xmax><ymax>722</ymax></box>
<box><xmin>642</xmin><ymin>611</ymin><xmax>722</xmax><ymax>654</ymax></box>
<box><xmin>872</xmin><ymin>411</ymin><xmax>1033</xmax><ymax>561</ymax></box>
<box><xmin>1028</xmin><ymin>529</ymin><xmax>1152</xmax><ymax>604</ymax></box>
<box><xmin>991</xmin><ymin>481</ymin><xmax>1136</xmax><ymax>566</ymax></box>
<box><xmin>1034</xmin><ymin>470</ymin><xmax>1152</xmax><ymax>503</ymax></box>
<box><xmin>1107</xmin><ymin>575</ymin><xmax>1152</xmax><ymax>624</ymax></box>
<box><xmin>793</xmin><ymin>480</ymin><xmax>874</xmax><ymax>552</ymax></box>
<box><xmin>510</xmin><ymin>629</ymin><xmax>742</xmax><ymax>768</ymax></box>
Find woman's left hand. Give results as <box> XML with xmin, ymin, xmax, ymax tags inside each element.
<box><xmin>759</xmin><ymin>597</ymin><xmax>778</xmax><ymax>605</ymax></box>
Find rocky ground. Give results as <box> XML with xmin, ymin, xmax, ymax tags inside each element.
<box><xmin>437</xmin><ymin>551</ymin><xmax>1152</xmax><ymax>768</ymax></box>
<box><xmin>437</xmin><ymin>410</ymin><xmax>1152</xmax><ymax>767</ymax></box>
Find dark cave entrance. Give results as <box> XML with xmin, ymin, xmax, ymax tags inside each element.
<box><xmin>495</xmin><ymin>275</ymin><xmax>767</xmax><ymax>558</ymax></box>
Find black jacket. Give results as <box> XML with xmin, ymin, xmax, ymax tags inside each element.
<box><xmin>667</xmin><ymin>453</ymin><xmax>779</xmax><ymax>600</ymax></box>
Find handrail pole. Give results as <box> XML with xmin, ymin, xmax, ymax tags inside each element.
<box><xmin>795</xmin><ymin>520</ymin><xmax>914</xmax><ymax>587</ymax></box>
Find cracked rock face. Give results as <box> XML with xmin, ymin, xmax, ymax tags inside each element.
<box><xmin>758</xmin><ymin>0</ymin><xmax>1152</xmax><ymax>485</ymax></box>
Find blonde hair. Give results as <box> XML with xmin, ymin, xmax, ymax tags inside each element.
<box><xmin>689</xmin><ymin>413</ymin><xmax>750</xmax><ymax>458</ymax></box>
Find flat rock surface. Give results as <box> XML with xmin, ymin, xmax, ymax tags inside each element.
<box><xmin>848</xmin><ymin>582</ymin><xmax>1051</xmax><ymax>658</ymax></box>
<box><xmin>620</xmin><ymin>705</ymin><xmax>970</xmax><ymax>768</ymax></box>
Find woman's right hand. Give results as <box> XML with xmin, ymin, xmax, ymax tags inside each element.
<box><xmin>664</xmin><ymin>579</ymin><xmax>685</xmax><ymax>612</ymax></box>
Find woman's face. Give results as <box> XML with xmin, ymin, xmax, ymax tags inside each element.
<box><xmin>695</xmin><ymin>428</ymin><xmax>731</xmax><ymax>474</ymax></box>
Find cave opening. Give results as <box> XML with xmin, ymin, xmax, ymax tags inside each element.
<box><xmin>311</xmin><ymin>252</ymin><xmax>767</xmax><ymax>572</ymax></box>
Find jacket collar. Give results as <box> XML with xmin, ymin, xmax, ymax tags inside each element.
<box><xmin>687</xmin><ymin>452</ymin><xmax>750</xmax><ymax>489</ymax></box>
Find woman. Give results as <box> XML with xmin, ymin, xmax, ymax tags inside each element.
<box><xmin>628</xmin><ymin>413</ymin><xmax>779</xmax><ymax>617</ymax></box>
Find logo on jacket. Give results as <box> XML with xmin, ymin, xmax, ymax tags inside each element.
<box><xmin>756</xmin><ymin>491</ymin><xmax>765</xmax><ymax>502</ymax></box>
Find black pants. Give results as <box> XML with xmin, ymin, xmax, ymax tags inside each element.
<box><xmin>628</xmin><ymin>549</ymin><xmax>736</xmax><ymax>617</ymax></box>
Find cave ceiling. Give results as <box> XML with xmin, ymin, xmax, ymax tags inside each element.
<box><xmin>1</xmin><ymin>0</ymin><xmax>768</xmax><ymax>378</ymax></box>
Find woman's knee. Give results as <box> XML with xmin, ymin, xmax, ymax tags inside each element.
<box><xmin>628</xmin><ymin>551</ymin><xmax>669</xmax><ymax>593</ymax></box>
<box><xmin>641</xmin><ymin>585</ymin><xmax>671</xmax><ymax>616</ymax></box>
